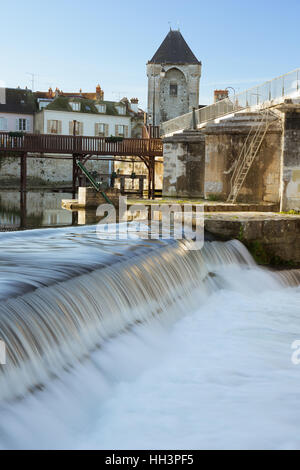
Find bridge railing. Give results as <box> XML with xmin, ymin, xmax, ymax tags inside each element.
<box><xmin>161</xmin><ymin>68</ymin><xmax>300</xmax><ymax>136</ymax></box>
<box><xmin>0</xmin><ymin>133</ymin><xmax>163</xmax><ymax>157</ymax></box>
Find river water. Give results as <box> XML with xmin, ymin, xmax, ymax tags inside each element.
<box><xmin>0</xmin><ymin>224</ymin><xmax>300</xmax><ymax>449</ymax></box>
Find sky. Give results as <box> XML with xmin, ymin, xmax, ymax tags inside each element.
<box><xmin>1</xmin><ymin>0</ymin><xmax>299</xmax><ymax>109</ymax></box>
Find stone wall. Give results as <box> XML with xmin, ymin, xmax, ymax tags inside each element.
<box><xmin>0</xmin><ymin>155</ymin><xmax>109</xmax><ymax>186</ymax></box>
<box><xmin>203</xmin><ymin>113</ymin><xmax>282</xmax><ymax>203</ymax></box>
<box><xmin>162</xmin><ymin>130</ymin><xmax>205</xmax><ymax>197</ymax></box>
<box><xmin>205</xmin><ymin>213</ymin><xmax>300</xmax><ymax>265</ymax></box>
<box><xmin>277</xmin><ymin>102</ymin><xmax>300</xmax><ymax>211</ymax></box>
<box><xmin>147</xmin><ymin>63</ymin><xmax>201</xmax><ymax>125</ymax></box>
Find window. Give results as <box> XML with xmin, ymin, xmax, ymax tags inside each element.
<box><xmin>47</xmin><ymin>120</ymin><xmax>62</xmax><ymax>134</ymax></box>
<box><xmin>0</xmin><ymin>117</ymin><xmax>7</xmax><ymax>131</ymax></box>
<box><xmin>38</xmin><ymin>100</ymin><xmax>51</xmax><ymax>110</ymax></box>
<box><xmin>18</xmin><ymin>118</ymin><xmax>27</xmax><ymax>131</ymax></box>
<box><xmin>69</xmin><ymin>121</ymin><xmax>83</xmax><ymax>135</ymax></box>
<box><xmin>116</xmin><ymin>106</ymin><xmax>126</xmax><ymax>115</ymax></box>
<box><xmin>170</xmin><ymin>84</ymin><xmax>178</xmax><ymax>97</ymax></box>
<box><xmin>96</xmin><ymin>104</ymin><xmax>106</xmax><ymax>113</ymax></box>
<box><xmin>115</xmin><ymin>124</ymin><xmax>128</xmax><ymax>137</ymax></box>
<box><xmin>118</xmin><ymin>125</ymin><xmax>125</xmax><ymax>136</ymax></box>
<box><xmin>70</xmin><ymin>102</ymin><xmax>80</xmax><ymax>111</ymax></box>
<box><xmin>95</xmin><ymin>123</ymin><xmax>108</xmax><ymax>137</ymax></box>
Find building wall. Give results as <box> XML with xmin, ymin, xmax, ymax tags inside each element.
<box><xmin>0</xmin><ymin>113</ymin><xmax>33</xmax><ymax>132</ymax></box>
<box><xmin>34</xmin><ymin>110</ymin><xmax>131</xmax><ymax>137</ymax></box>
<box><xmin>0</xmin><ymin>155</ymin><xmax>103</xmax><ymax>185</ymax></box>
<box><xmin>147</xmin><ymin>63</ymin><xmax>201</xmax><ymax>125</ymax></box>
<box><xmin>280</xmin><ymin>108</ymin><xmax>300</xmax><ymax>211</ymax></box>
<box><xmin>162</xmin><ymin>131</ymin><xmax>205</xmax><ymax>198</ymax></box>
<box><xmin>203</xmin><ymin>114</ymin><xmax>282</xmax><ymax>203</ymax></box>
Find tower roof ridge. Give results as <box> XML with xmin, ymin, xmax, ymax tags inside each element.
<box><xmin>148</xmin><ymin>30</ymin><xmax>200</xmax><ymax>65</ymax></box>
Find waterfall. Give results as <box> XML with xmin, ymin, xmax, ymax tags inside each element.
<box><xmin>0</xmin><ymin>225</ymin><xmax>298</xmax><ymax>403</ymax></box>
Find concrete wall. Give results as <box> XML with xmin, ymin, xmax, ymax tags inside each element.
<box><xmin>203</xmin><ymin>113</ymin><xmax>282</xmax><ymax>203</ymax></box>
<box><xmin>278</xmin><ymin>103</ymin><xmax>300</xmax><ymax>211</ymax></box>
<box><xmin>162</xmin><ymin>130</ymin><xmax>205</xmax><ymax>198</ymax></box>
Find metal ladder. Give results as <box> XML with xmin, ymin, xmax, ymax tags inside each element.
<box><xmin>76</xmin><ymin>160</ymin><xmax>113</xmax><ymax>205</ymax></box>
<box><xmin>227</xmin><ymin>110</ymin><xmax>277</xmax><ymax>203</ymax></box>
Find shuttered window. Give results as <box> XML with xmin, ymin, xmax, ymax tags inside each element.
<box><xmin>95</xmin><ymin>123</ymin><xmax>108</xmax><ymax>137</ymax></box>
<box><xmin>69</xmin><ymin>121</ymin><xmax>83</xmax><ymax>135</ymax></box>
<box><xmin>115</xmin><ymin>125</ymin><xmax>128</xmax><ymax>137</ymax></box>
<box><xmin>47</xmin><ymin>120</ymin><xmax>62</xmax><ymax>134</ymax></box>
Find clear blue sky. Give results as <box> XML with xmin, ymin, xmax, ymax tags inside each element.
<box><xmin>1</xmin><ymin>0</ymin><xmax>299</xmax><ymax>109</ymax></box>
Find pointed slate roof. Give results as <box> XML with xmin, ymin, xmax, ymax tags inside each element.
<box><xmin>148</xmin><ymin>30</ymin><xmax>201</xmax><ymax>65</ymax></box>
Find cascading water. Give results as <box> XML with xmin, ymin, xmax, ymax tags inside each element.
<box><xmin>0</xmin><ymin>224</ymin><xmax>300</xmax><ymax>449</ymax></box>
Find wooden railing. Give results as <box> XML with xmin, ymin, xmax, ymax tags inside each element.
<box><xmin>0</xmin><ymin>133</ymin><xmax>163</xmax><ymax>157</ymax></box>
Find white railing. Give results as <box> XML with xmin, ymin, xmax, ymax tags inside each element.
<box><xmin>161</xmin><ymin>68</ymin><xmax>300</xmax><ymax>136</ymax></box>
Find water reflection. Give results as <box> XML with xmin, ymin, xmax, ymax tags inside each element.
<box><xmin>0</xmin><ymin>190</ymin><xmax>75</xmax><ymax>230</ymax></box>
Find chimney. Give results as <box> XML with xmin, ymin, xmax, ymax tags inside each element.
<box><xmin>0</xmin><ymin>87</ymin><xmax>5</xmax><ymax>105</ymax></box>
<box><xmin>130</xmin><ymin>98</ymin><xmax>139</xmax><ymax>113</ymax></box>
<box><xmin>96</xmin><ymin>84</ymin><xmax>104</xmax><ymax>100</ymax></box>
<box><xmin>214</xmin><ymin>90</ymin><xmax>229</xmax><ymax>103</ymax></box>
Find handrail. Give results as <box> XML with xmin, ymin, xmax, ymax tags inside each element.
<box><xmin>0</xmin><ymin>133</ymin><xmax>163</xmax><ymax>157</ymax></box>
<box><xmin>161</xmin><ymin>67</ymin><xmax>300</xmax><ymax>136</ymax></box>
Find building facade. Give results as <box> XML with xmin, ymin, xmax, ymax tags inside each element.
<box><xmin>147</xmin><ymin>29</ymin><xmax>202</xmax><ymax>126</ymax></box>
<box><xmin>0</xmin><ymin>87</ymin><xmax>35</xmax><ymax>132</ymax></box>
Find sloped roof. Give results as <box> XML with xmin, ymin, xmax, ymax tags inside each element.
<box><xmin>148</xmin><ymin>30</ymin><xmax>200</xmax><ymax>65</ymax></box>
<box><xmin>0</xmin><ymin>88</ymin><xmax>37</xmax><ymax>114</ymax></box>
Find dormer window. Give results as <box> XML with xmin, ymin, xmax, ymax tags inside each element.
<box><xmin>70</xmin><ymin>102</ymin><xmax>80</xmax><ymax>111</ymax></box>
<box><xmin>38</xmin><ymin>100</ymin><xmax>51</xmax><ymax>110</ymax></box>
<box><xmin>116</xmin><ymin>105</ymin><xmax>126</xmax><ymax>115</ymax></box>
<box><xmin>96</xmin><ymin>104</ymin><xmax>106</xmax><ymax>113</ymax></box>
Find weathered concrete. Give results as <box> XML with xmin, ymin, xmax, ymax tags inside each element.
<box><xmin>203</xmin><ymin>113</ymin><xmax>282</xmax><ymax>203</ymax></box>
<box><xmin>62</xmin><ymin>187</ymin><xmax>120</xmax><ymax>209</ymax></box>
<box><xmin>162</xmin><ymin>130</ymin><xmax>205</xmax><ymax>197</ymax></box>
<box><xmin>277</xmin><ymin>101</ymin><xmax>300</xmax><ymax>211</ymax></box>
<box><xmin>205</xmin><ymin>212</ymin><xmax>300</xmax><ymax>265</ymax></box>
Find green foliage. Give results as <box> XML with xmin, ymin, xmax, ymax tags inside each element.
<box><xmin>105</xmin><ymin>136</ymin><xmax>124</xmax><ymax>143</ymax></box>
<box><xmin>207</xmin><ymin>193</ymin><xmax>222</xmax><ymax>202</ymax></box>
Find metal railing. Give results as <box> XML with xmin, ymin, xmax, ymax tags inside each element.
<box><xmin>161</xmin><ymin>68</ymin><xmax>300</xmax><ymax>136</ymax></box>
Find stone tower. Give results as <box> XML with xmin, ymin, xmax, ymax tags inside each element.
<box><xmin>147</xmin><ymin>29</ymin><xmax>201</xmax><ymax>126</ymax></box>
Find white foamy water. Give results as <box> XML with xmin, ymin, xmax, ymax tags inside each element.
<box><xmin>0</xmin><ymin>226</ymin><xmax>300</xmax><ymax>450</ymax></box>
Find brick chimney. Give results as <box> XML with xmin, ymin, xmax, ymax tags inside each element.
<box><xmin>96</xmin><ymin>84</ymin><xmax>104</xmax><ymax>100</ymax></box>
<box><xmin>130</xmin><ymin>98</ymin><xmax>139</xmax><ymax>113</ymax></box>
<box><xmin>214</xmin><ymin>90</ymin><xmax>229</xmax><ymax>103</ymax></box>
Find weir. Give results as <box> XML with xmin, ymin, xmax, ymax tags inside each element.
<box><xmin>0</xmin><ymin>225</ymin><xmax>299</xmax><ymax>403</ymax></box>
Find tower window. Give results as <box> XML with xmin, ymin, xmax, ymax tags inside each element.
<box><xmin>170</xmin><ymin>84</ymin><xmax>178</xmax><ymax>97</ymax></box>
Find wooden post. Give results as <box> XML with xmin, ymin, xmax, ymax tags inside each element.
<box><xmin>139</xmin><ymin>176</ymin><xmax>143</xmax><ymax>198</ymax></box>
<box><xmin>120</xmin><ymin>176</ymin><xmax>125</xmax><ymax>195</ymax></box>
<box><xmin>20</xmin><ymin>153</ymin><xmax>27</xmax><ymax>229</ymax></box>
<box><xmin>72</xmin><ymin>154</ymin><xmax>77</xmax><ymax>197</ymax></box>
<box><xmin>152</xmin><ymin>157</ymin><xmax>155</xmax><ymax>200</ymax></box>
<box><xmin>20</xmin><ymin>190</ymin><xmax>27</xmax><ymax>229</ymax></box>
<box><xmin>20</xmin><ymin>152</ymin><xmax>27</xmax><ymax>193</ymax></box>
